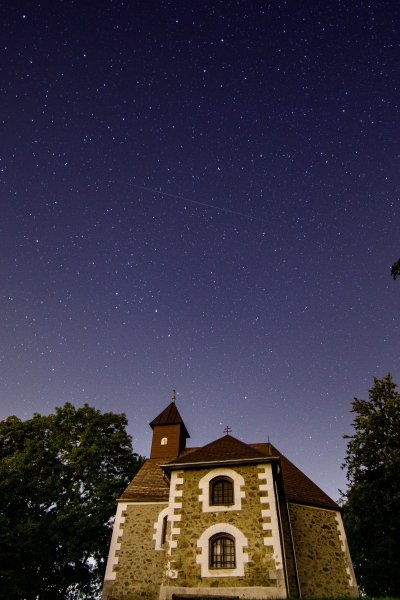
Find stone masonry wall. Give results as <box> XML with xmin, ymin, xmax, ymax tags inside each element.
<box><xmin>276</xmin><ymin>494</ymin><xmax>299</xmax><ymax>597</ymax></box>
<box><xmin>103</xmin><ymin>502</ymin><xmax>168</xmax><ymax>600</ymax></box>
<box><xmin>164</xmin><ymin>465</ymin><xmax>285</xmax><ymax>591</ymax></box>
<box><xmin>288</xmin><ymin>504</ymin><xmax>358</xmax><ymax>598</ymax></box>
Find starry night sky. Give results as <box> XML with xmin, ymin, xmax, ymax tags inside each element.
<box><xmin>1</xmin><ymin>0</ymin><xmax>399</xmax><ymax>501</ymax></box>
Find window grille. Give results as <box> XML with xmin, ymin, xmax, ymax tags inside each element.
<box><xmin>209</xmin><ymin>534</ymin><xmax>236</xmax><ymax>568</ymax></box>
<box><xmin>210</xmin><ymin>477</ymin><xmax>234</xmax><ymax>505</ymax></box>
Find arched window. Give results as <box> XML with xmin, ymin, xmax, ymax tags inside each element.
<box><xmin>197</xmin><ymin>523</ymin><xmax>248</xmax><ymax>577</ymax></box>
<box><xmin>210</xmin><ymin>476</ymin><xmax>234</xmax><ymax>506</ymax></box>
<box><xmin>153</xmin><ymin>507</ymin><xmax>169</xmax><ymax>550</ymax></box>
<box><xmin>161</xmin><ymin>514</ymin><xmax>168</xmax><ymax>545</ymax></box>
<box><xmin>198</xmin><ymin>468</ymin><xmax>245</xmax><ymax>513</ymax></box>
<box><xmin>209</xmin><ymin>534</ymin><xmax>236</xmax><ymax>569</ymax></box>
<box><xmin>161</xmin><ymin>437</ymin><xmax>168</xmax><ymax>445</ymax></box>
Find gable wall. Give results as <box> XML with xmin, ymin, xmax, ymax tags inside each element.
<box><xmin>162</xmin><ymin>464</ymin><xmax>287</xmax><ymax>597</ymax></box>
<box><xmin>288</xmin><ymin>503</ymin><xmax>358</xmax><ymax>598</ymax></box>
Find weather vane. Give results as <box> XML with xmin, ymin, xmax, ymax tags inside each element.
<box><xmin>171</xmin><ymin>389</ymin><xmax>176</xmax><ymax>402</ymax></box>
<box><xmin>224</xmin><ymin>425</ymin><xmax>232</xmax><ymax>435</ymax></box>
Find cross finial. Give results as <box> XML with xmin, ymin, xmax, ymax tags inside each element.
<box><xmin>224</xmin><ymin>425</ymin><xmax>232</xmax><ymax>435</ymax></box>
<box><xmin>171</xmin><ymin>389</ymin><xmax>176</xmax><ymax>402</ymax></box>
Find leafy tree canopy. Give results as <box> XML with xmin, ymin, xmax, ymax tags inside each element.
<box><xmin>391</xmin><ymin>258</ymin><xmax>400</xmax><ymax>280</ymax></box>
<box><xmin>0</xmin><ymin>403</ymin><xmax>144</xmax><ymax>600</ymax></box>
<box><xmin>342</xmin><ymin>374</ymin><xmax>400</xmax><ymax>596</ymax></box>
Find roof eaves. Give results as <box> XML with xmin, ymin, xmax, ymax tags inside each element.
<box><xmin>117</xmin><ymin>496</ymin><xmax>169</xmax><ymax>503</ymax></box>
<box><xmin>162</xmin><ymin>456</ymin><xmax>279</xmax><ymax>471</ymax></box>
<box><xmin>287</xmin><ymin>498</ymin><xmax>340</xmax><ymax>511</ymax></box>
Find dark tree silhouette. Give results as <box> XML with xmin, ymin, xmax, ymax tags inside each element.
<box><xmin>391</xmin><ymin>258</ymin><xmax>400</xmax><ymax>279</ymax></box>
<box><xmin>342</xmin><ymin>375</ymin><xmax>400</xmax><ymax>596</ymax></box>
<box><xmin>0</xmin><ymin>403</ymin><xmax>143</xmax><ymax>599</ymax></box>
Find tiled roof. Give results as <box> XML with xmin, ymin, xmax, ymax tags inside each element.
<box><xmin>251</xmin><ymin>443</ymin><xmax>338</xmax><ymax>509</ymax></box>
<box><xmin>149</xmin><ymin>401</ymin><xmax>190</xmax><ymax>438</ymax></box>
<box><xmin>120</xmin><ymin>437</ymin><xmax>338</xmax><ymax>509</ymax></box>
<box><xmin>119</xmin><ymin>458</ymin><xmax>169</xmax><ymax>502</ymax></box>
<box><xmin>167</xmin><ymin>434</ymin><xmax>267</xmax><ymax>465</ymax></box>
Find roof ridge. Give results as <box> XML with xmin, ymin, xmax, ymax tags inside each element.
<box><xmin>167</xmin><ymin>432</ymin><xmax>267</xmax><ymax>465</ymax></box>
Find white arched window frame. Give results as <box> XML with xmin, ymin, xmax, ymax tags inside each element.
<box><xmin>198</xmin><ymin>468</ymin><xmax>245</xmax><ymax>512</ymax></box>
<box><xmin>196</xmin><ymin>523</ymin><xmax>248</xmax><ymax>578</ymax></box>
<box><xmin>153</xmin><ymin>506</ymin><xmax>169</xmax><ymax>550</ymax></box>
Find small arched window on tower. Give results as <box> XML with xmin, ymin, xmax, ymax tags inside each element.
<box><xmin>209</xmin><ymin>533</ymin><xmax>236</xmax><ymax>569</ymax></box>
<box><xmin>210</xmin><ymin>476</ymin><xmax>234</xmax><ymax>506</ymax></box>
<box><xmin>161</xmin><ymin>437</ymin><xmax>168</xmax><ymax>446</ymax></box>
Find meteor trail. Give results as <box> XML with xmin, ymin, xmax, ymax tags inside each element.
<box><xmin>109</xmin><ymin>180</ymin><xmax>262</xmax><ymax>222</ymax></box>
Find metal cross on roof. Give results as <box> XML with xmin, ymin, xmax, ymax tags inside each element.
<box><xmin>171</xmin><ymin>389</ymin><xmax>177</xmax><ymax>402</ymax></box>
<box><xmin>224</xmin><ymin>425</ymin><xmax>232</xmax><ymax>435</ymax></box>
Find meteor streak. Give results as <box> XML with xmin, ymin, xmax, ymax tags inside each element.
<box><xmin>110</xmin><ymin>180</ymin><xmax>261</xmax><ymax>222</ymax></box>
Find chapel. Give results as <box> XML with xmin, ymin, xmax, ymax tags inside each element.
<box><xmin>102</xmin><ymin>398</ymin><xmax>358</xmax><ymax>600</ymax></box>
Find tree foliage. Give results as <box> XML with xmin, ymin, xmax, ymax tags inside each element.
<box><xmin>342</xmin><ymin>374</ymin><xmax>400</xmax><ymax>596</ymax></box>
<box><xmin>0</xmin><ymin>403</ymin><xmax>143</xmax><ymax>599</ymax></box>
<box><xmin>391</xmin><ymin>258</ymin><xmax>400</xmax><ymax>280</ymax></box>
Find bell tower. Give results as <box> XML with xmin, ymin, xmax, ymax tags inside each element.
<box><xmin>149</xmin><ymin>394</ymin><xmax>190</xmax><ymax>459</ymax></box>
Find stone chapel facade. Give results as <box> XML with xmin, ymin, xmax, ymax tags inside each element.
<box><xmin>102</xmin><ymin>400</ymin><xmax>358</xmax><ymax>600</ymax></box>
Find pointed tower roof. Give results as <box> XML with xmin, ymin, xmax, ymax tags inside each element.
<box><xmin>166</xmin><ymin>433</ymin><xmax>267</xmax><ymax>466</ymax></box>
<box><xmin>149</xmin><ymin>401</ymin><xmax>190</xmax><ymax>439</ymax></box>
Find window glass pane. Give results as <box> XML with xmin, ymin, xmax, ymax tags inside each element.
<box><xmin>210</xmin><ymin>535</ymin><xmax>235</xmax><ymax>568</ymax></box>
<box><xmin>161</xmin><ymin>515</ymin><xmax>168</xmax><ymax>545</ymax></box>
<box><xmin>211</xmin><ymin>478</ymin><xmax>234</xmax><ymax>505</ymax></box>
